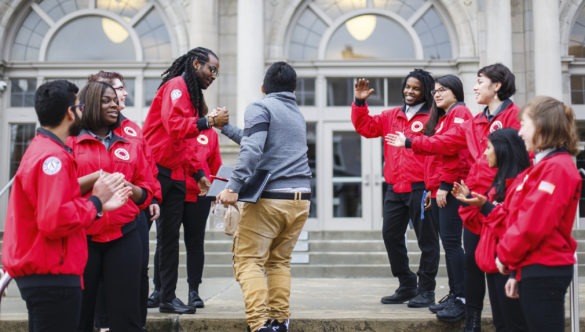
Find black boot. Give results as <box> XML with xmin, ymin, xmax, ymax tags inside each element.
<box><xmin>188</xmin><ymin>289</ymin><xmax>205</xmax><ymax>308</ymax></box>
<box><xmin>463</xmin><ymin>307</ymin><xmax>481</xmax><ymax>332</ymax></box>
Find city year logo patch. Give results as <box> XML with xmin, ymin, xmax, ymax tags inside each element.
<box><xmin>489</xmin><ymin>120</ymin><xmax>503</xmax><ymax>133</ymax></box>
<box><xmin>124</xmin><ymin>126</ymin><xmax>137</xmax><ymax>137</ymax></box>
<box><xmin>197</xmin><ymin>134</ymin><xmax>209</xmax><ymax>145</ymax></box>
<box><xmin>114</xmin><ymin>148</ymin><xmax>130</xmax><ymax>161</ymax></box>
<box><xmin>42</xmin><ymin>156</ymin><xmax>62</xmax><ymax>175</ymax></box>
<box><xmin>411</xmin><ymin>121</ymin><xmax>423</xmax><ymax>132</ymax></box>
<box><xmin>171</xmin><ymin>89</ymin><xmax>182</xmax><ymax>100</ymax></box>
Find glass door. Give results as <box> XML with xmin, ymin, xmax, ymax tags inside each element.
<box><xmin>322</xmin><ymin>122</ymin><xmax>383</xmax><ymax>230</ymax></box>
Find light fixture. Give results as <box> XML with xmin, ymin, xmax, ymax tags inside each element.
<box><xmin>102</xmin><ymin>18</ymin><xmax>129</xmax><ymax>44</ymax></box>
<box><xmin>345</xmin><ymin>15</ymin><xmax>377</xmax><ymax>41</ymax></box>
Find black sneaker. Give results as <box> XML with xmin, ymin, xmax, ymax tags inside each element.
<box><xmin>436</xmin><ymin>298</ymin><xmax>465</xmax><ymax>323</ymax></box>
<box><xmin>247</xmin><ymin>320</ymin><xmax>274</xmax><ymax>332</ymax></box>
<box><xmin>428</xmin><ymin>293</ymin><xmax>455</xmax><ymax>313</ymax></box>
<box><xmin>407</xmin><ymin>290</ymin><xmax>435</xmax><ymax>308</ymax></box>
<box><xmin>270</xmin><ymin>319</ymin><xmax>289</xmax><ymax>332</ymax></box>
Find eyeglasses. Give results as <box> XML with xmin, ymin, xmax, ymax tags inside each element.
<box><xmin>71</xmin><ymin>103</ymin><xmax>85</xmax><ymax>112</ymax></box>
<box><xmin>431</xmin><ymin>87</ymin><xmax>449</xmax><ymax>96</ymax></box>
<box><xmin>206</xmin><ymin>63</ymin><xmax>219</xmax><ymax>76</ymax></box>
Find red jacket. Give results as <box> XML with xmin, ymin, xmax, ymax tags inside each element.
<box><xmin>352</xmin><ymin>103</ymin><xmax>429</xmax><ymax>193</ymax></box>
<box><xmin>2</xmin><ymin>129</ymin><xmax>98</xmax><ymax>280</ymax></box>
<box><xmin>68</xmin><ymin>131</ymin><xmax>155</xmax><ymax>242</ymax></box>
<box><xmin>185</xmin><ymin>128</ymin><xmax>222</xmax><ymax>202</ymax></box>
<box><xmin>410</xmin><ymin>100</ymin><xmax>520</xmax><ymax>233</ymax></box>
<box><xmin>496</xmin><ymin>150</ymin><xmax>580</xmax><ymax>279</ymax></box>
<box><xmin>423</xmin><ymin>103</ymin><xmax>473</xmax><ymax>196</ymax></box>
<box><xmin>114</xmin><ymin>115</ymin><xmax>162</xmax><ymax>203</ymax></box>
<box><xmin>142</xmin><ymin>76</ymin><xmax>203</xmax><ymax>181</ymax></box>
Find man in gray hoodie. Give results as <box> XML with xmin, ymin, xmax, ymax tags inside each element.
<box><xmin>217</xmin><ymin>62</ymin><xmax>311</xmax><ymax>332</ymax></box>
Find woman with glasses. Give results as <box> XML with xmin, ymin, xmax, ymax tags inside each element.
<box><xmin>68</xmin><ymin>81</ymin><xmax>157</xmax><ymax>331</ymax></box>
<box><xmin>386</xmin><ymin>63</ymin><xmax>520</xmax><ymax>331</ymax></box>
<box><xmin>410</xmin><ymin>75</ymin><xmax>473</xmax><ymax>323</ymax></box>
<box><xmin>142</xmin><ymin>47</ymin><xmax>229</xmax><ymax>314</ymax></box>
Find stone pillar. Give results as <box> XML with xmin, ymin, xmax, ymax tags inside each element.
<box><xmin>190</xmin><ymin>1</ymin><xmax>220</xmax><ymax>107</ymax></box>
<box><xmin>237</xmin><ymin>0</ymin><xmax>265</xmax><ymax>127</ymax></box>
<box><xmin>533</xmin><ymin>0</ymin><xmax>562</xmax><ymax>99</ymax></box>
<box><xmin>484</xmin><ymin>0</ymin><xmax>513</xmax><ymax>68</ymax></box>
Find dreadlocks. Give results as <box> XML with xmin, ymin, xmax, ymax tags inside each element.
<box><xmin>159</xmin><ymin>47</ymin><xmax>218</xmax><ymax>117</ymax></box>
<box><xmin>402</xmin><ymin>68</ymin><xmax>435</xmax><ymax>112</ymax></box>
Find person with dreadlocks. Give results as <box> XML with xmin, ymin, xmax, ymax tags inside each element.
<box><xmin>352</xmin><ymin>69</ymin><xmax>440</xmax><ymax>309</ymax></box>
<box><xmin>142</xmin><ymin>47</ymin><xmax>229</xmax><ymax>314</ymax></box>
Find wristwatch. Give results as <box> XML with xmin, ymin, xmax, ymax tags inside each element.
<box><xmin>226</xmin><ymin>188</ymin><xmax>236</xmax><ymax>193</ymax></box>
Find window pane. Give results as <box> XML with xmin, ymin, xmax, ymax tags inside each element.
<box><xmin>571</xmin><ymin>75</ymin><xmax>585</xmax><ymax>105</ymax></box>
<box><xmin>365</xmin><ymin>78</ymin><xmax>384</xmax><ymax>106</ymax></box>
<box><xmin>387</xmin><ymin>77</ymin><xmax>404</xmax><ymax>106</ymax></box>
<box><xmin>10</xmin><ymin>124</ymin><xmax>36</xmax><ymax>178</ymax></box>
<box><xmin>327</xmin><ymin>77</ymin><xmax>354</xmax><ymax>106</ymax></box>
<box><xmin>11</xmin><ymin>10</ymin><xmax>48</xmax><ymax>61</ymax></box>
<box><xmin>413</xmin><ymin>8</ymin><xmax>452</xmax><ymax>60</ymax></box>
<box><xmin>97</xmin><ymin>0</ymin><xmax>147</xmax><ymax>19</ymax></box>
<box><xmin>332</xmin><ymin>130</ymin><xmax>362</xmax><ymax>218</ymax></box>
<box><xmin>10</xmin><ymin>79</ymin><xmax>37</xmax><ymax>107</ymax></box>
<box><xmin>47</xmin><ymin>16</ymin><xmax>135</xmax><ymax>61</ymax></box>
<box><xmin>135</xmin><ymin>9</ymin><xmax>172</xmax><ymax>61</ymax></box>
<box><xmin>123</xmin><ymin>78</ymin><xmax>135</xmax><ymax>107</ymax></box>
<box><xmin>144</xmin><ymin>78</ymin><xmax>160</xmax><ymax>106</ymax></box>
<box><xmin>307</xmin><ymin>122</ymin><xmax>317</xmax><ymax>218</ymax></box>
<box><xmin>326</xmin><ymin>15</ymin><xmax>415</xmax><ymax>60</ymax></box>
<box><xmin>296</xmin><ymin>78</ymin><xmax>316</xmax><ymax>106</ymax></box>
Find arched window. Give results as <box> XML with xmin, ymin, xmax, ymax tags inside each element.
<box><xmin>11</xmin><ymin>0</ymin><xmax>171</xmax><ymax>62</ymax></box>
<box><xmin>288</xmin><ymin>0</ymin><xmax>453</xmax><ymax>60</ymax></box>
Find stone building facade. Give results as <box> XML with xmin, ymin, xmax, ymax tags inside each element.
<box><xmin>0</xmin><ymin>0</ymin><xmax>584</xmax><ymax>230</ymax></box>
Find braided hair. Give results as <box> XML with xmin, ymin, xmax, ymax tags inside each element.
<box><xmin>402</xmin><ymin>68</ymin><xmax>434</xmax><ymax>112</ymax></box>
<box><xmin>159</xmin><ymin>47</ymin><xmax>218</xmax><ymax>117</ymax></box>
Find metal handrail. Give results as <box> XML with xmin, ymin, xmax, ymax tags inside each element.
<box><xmin>0</xmin><ymin>177</ymin><xmax>14</xmax><ymax>198</ymax></box>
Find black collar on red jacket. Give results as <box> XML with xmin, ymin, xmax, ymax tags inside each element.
<box><xmin>37</xmin><ymin>127</ymin><xmax>72</xmax><ymax>153</ymax></box>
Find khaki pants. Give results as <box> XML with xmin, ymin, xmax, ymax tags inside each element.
<box><xmin>232</xmin><ymin>198</ymin><xmax>310</xmax><ymax>332</ymax></box>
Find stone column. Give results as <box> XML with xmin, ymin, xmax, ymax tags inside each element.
<box><xmin>533</xmin><ymin>0</ymin><xmax>562</xmax><ymax>99</ymax></box>
<box><xmin>484</xmin><ymin>0</ymin><xmax>513</xmax><ymax>68</ymax></box>
<box><xmin>237</xmin><ymin>0</ymin><xmax>265</xmax><ymax>127</ymax></box>
<box><xmin>190</xmin><ymin>1</ymin><xmax>220</xmax><ymax>107</ymax></box>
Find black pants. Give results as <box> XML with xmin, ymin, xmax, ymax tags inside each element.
<box><xmin>463</xmin><ymin>228</ymin><xmax>485</xmax><ymax>312</ymax></box>
<box><xmin>519</xmin><ymin>275</ymin><xmax>572</xmax><ymax>332</ymax></box>
<box><xmin>431</xmin><ymin>195</ymin><xmax>465</xmax><ymax>297</ymax></box>
<box><xmin>19</xmin><ymin>285</ymin><xmax>81</xmax><ymax>332</ymax></box>
<box><xmin>153</xmin><ymin>197</ymin><xmax>213</xmax><ymax>291</ymax></box>
<box><xmin>78</xmin><ymin>228</ymin><xmax>142</xmax><ymax>332</ymax></box>
<box><xmin>486</xmin><ymin>273</ymin><xmax>528</xmax><ymax>331</ymax></box>
<box><xmin>382</xmin><ymin>187</ymin><xmax>439</xmax><ymax>291</ymax></box>
<box><xmin>94</xmin><ymin>212</ymin><xmax>150</xmax><ymax>329</ymax></box>
<box><xmin>155</xmin><ymin>171</ymin><xmax>187</xmax><ymax>303</ymax></box>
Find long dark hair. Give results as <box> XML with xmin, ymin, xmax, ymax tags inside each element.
<box><xmin>159</xmin><ymin>47</ymin><xmax>218</xmax><ymax>117</ymax></box>
<box><xmin>79</xmin><ymin>81</ymin><xmax>118</xmax><ymax>133</ymax></box>
<box><xmin>424</xmin><ymin>74</ymin><xmax>464</xmax><ymax>136</ymax></box>
<box><xmin>487</xmin><ymin>128</ymin><xmax>530</xmax><ymax>202</ymax></box>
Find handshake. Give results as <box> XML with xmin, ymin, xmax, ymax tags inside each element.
<box><xmin>207</xmin><ymin>106</ymin><xmax>230</xmax><ymax>129</ymax></box>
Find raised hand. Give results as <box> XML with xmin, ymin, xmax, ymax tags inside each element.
<box><xmin>354</xmin><ymin>78</ymin><xmax>375</xmax><ymax>100</ymax></box>
<box><xmin>385</xmin><ymin>131</ymin><xmax>406</xmax><ymax>147</ymax></box>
